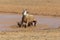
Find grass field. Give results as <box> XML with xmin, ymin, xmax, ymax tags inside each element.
<box><xmin>0</xmin><ymin>0</ymin><xmax>60</xmax><ymax>40</ymax></box>
<box><xmin>0</xmin><ymin>28</ymin><xmax>60</xmax><ymax>40</ymax></box>
<box><xmin>0</xmin><ymin>0</ymin><xmax>60</xmax><ymax>16</ymax></box>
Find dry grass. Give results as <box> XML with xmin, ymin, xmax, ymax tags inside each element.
<box><xmin>0</xmin><ymin>0</ymin><xmax>60</xmax><ymax>16</ymax></box>
<box><xmin>0</xmin><ymin>0</ymin><xmax>60</xmax><ymax>40</ymax></box>
<box><xmin>0</xmin><ymin>28</ymin><xmax>60</xmax><ymax>40</ymax></box>
<box><xmin>0</xmin><ymin>4</ymin><xmax>60</xmax><ymax>16</ymax></box>
<box><xmin>0</xmin><ymin>24</ymin><xmax>60</xmax><ymax>40</ymax></box>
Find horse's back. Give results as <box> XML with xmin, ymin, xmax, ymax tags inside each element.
<box><xmin>25</xmin><ymin>14</ymin><xmax>36</xmax><ymax>22</ymax></box>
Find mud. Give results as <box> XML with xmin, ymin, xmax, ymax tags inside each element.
<box><xmin>0</xmin><ymin>14</ymin><xmax>60</xmax><ymax>31</ymax></box>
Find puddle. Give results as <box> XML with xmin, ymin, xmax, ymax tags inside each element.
<box><xmin>35</xmin><ymin>15</ymin><xmax>60</xmax><ymax>28</ymax></box>
<box><xmin>0</xmin><ymin>14</ymin><xmax>60</xmax><ymax>31</ymax></box>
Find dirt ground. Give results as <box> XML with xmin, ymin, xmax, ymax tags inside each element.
<box><xmin>0</xmin><ymin>0</ymin><xmax>60</xmax><ymax>40</ymax></box>
<box><xmin>0</xmin><ymin>28</ymin><xmax>60</xmax><ymax>40</ymax></box>
<box><xmin>0</xmin><ymin>0</ymin><xmax>60</xmax><ymax>16</ymax></box>
<box><xmin>0</xmin><ymin>4</ymin><xmax>60</xmax><ymax>16</ymax></box>
<box><xmin>0</xmin><ymin>12</ymin><xmax>60</xmax><ymax>39</ymax></box>
<box><xmin>0</xmin><ymin>14</ymin><xmax>59</xmax><ymax>40</ymax></box>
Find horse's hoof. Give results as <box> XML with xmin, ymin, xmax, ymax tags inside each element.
<box><xmin>17</xmin><ymin>22</ymin><xmax>21</xmax><ymax>27</ymax></box>
<box><xmin>18</xmin><ymin>25</ymin><xmax>21</xmax><ymax>27</ymax></box>
<box><xmin>28</xmin><ymin>24</ymin><xmax>30</xmax><ymax>27</ymax></box>
<box><xmin>24</xmin><ymin>25</ymin><xmax>26</xmax><ymax>28</ymax></box>
<box><xmin>19</xmin><ymin>26</ymin><xmax>21</xmax><ymax>27</ymax></box>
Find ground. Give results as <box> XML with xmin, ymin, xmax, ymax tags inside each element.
<box><xmin>0</xmin><ymin>0</ymin><xmax>60</xmax><ymax>16</ymax></box>
<box><xmin>0</xmin><ymin>0</ymin><xmax>60</xmax><ymax>40</ymax></box>
<box><xmin>0</xmin><ymin>28</ymin><xmax>60</xmax><ymax>40</ymax></box>
<box><xmin>0</xmin><ymin>15</ymin><xmax>60</xmax><ymax>40</ymax></box>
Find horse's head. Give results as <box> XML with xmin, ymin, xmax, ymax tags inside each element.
<box><xmin>24</xmin><ymin>10</ymin><xmax>27</xmax><ymax>15</ymax></box>
<box><xmin>22</xmin><ymin>9</ymin><xmax>28</xmax><ymax>16</ymax></box>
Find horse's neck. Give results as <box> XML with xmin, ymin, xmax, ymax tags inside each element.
<box><xmin>22</xmin><ymin>11</ymin><xmax>27</xmax><ymax>19</ymax></box>
<box><xmin>22</xmin><ymin>10</ymin><xmax>29</xmax><ymax>19</ymax></box>
<box><xmin>23</xmin><ymin>11</ymin><xmax>27</xmax><ymax>15</ymax></box>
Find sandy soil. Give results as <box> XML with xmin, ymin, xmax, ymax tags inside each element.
<box><xmin>0</xmin><ymin>0</ymin><xmax>60</xmax><ymax>40</ymax></box>
<box><xmin>0</xmin><ymin>28</ymin><xmax>60</xmax><ymax>40</ymax></box>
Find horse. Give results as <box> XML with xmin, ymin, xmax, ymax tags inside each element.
<box><xmin>18</xmin><ymin>9</ymin><xmax>37</xmax><ymax>28</ymax></box>
<box><xmin>23</xmin><ymin>14</ymin><xmax>36</xmax><ymax>26</ymax></box>
<box><xmin>18</xmin><ymin>9</ymin><xmax>28</xmax><ymax>27</ymax></box>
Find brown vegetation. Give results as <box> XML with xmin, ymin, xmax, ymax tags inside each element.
<box><xmin>0</xmin><ymin>28</ymin><xmax>60</xmax><ymax>40</ymax></box>
<box><xmin>0</xmin><ymin>0</ymin><xmax>60</xmax><ymax>16</ymax></box>
<box><xmin>0</xmin><ymin>4</ymin><xmax>60</xmax><ymax>16</ymax></box>
<box><xmin>0</xmin><ymin>0</ymin><xmax>60</xmax><ymax>40</ymax></box>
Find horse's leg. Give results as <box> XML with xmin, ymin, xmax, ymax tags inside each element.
<box><xmin>22</xmin><ymin>22</ymin><xmax>27</xmax><ymax>28</ymax></box>
<box><xmin>17</xmin><ymin>22</ymin><xmax>21</xmax><ymax>27</ymax></box>
<box><xmin>34</xmin><ymin>21</ymin><xmax>36</xmax><ymax>26</ymax></box>
<box><xmin>28</xmin><ymin>22</ymin><xmax>34</xmax><ymax>27</ymax></box>
<box><xmin>33</xmin><ymin>21</ymin><xmax>36</xmax><ymax>26</ymax></box>
<box><xmin>24</xmin><ymin>24</ymin><xmax>26</xmax><ymax>28</ymax></box>
<box><xmin>28</xmin><ymin>22</ymin><xmax>31</xmax><ymax>26</ymax></box>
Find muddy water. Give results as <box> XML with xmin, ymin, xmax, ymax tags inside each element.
<box><xmin>0</xmin><ymin>14</ymin><xmax>60</xmax><ymax>31</ymax></box>
<box><xmin>36</xmin><ymin>16</ymin><xmax>60</xmax><ymax>28</ymax></box>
